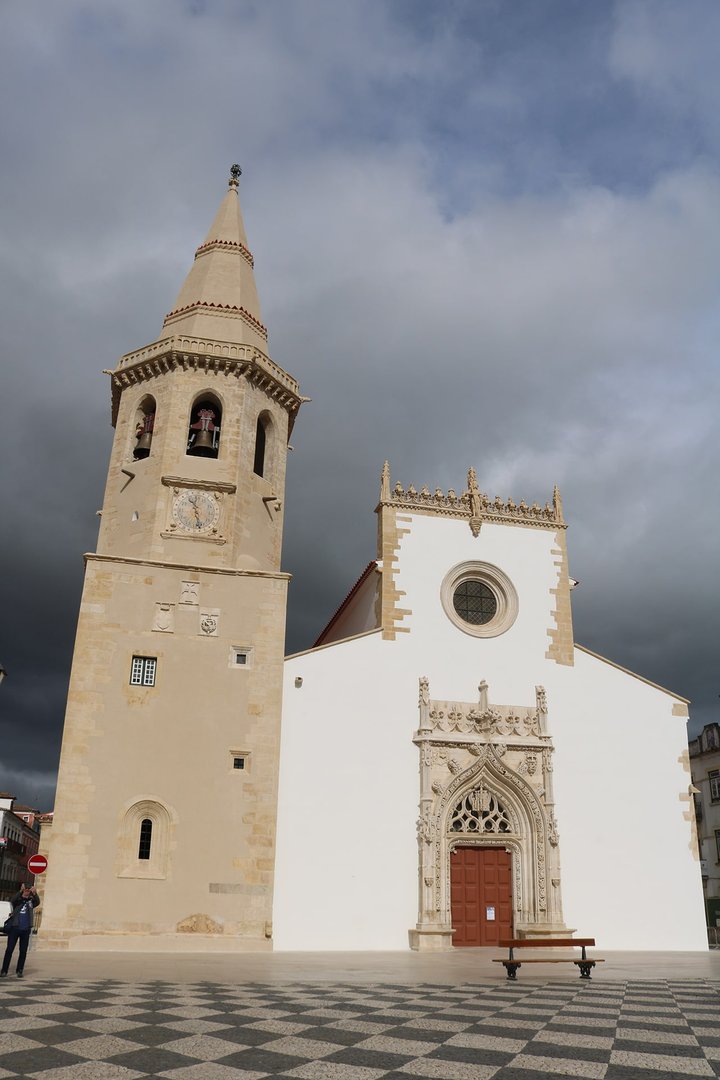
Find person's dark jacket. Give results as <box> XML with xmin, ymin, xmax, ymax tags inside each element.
<box><xmin>5</xmin><ymin>890</ymin><xmax>40</xmax><ymax>931</ymax></box>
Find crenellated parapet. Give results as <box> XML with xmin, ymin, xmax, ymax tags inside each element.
<box><xmin>379</xmin><ymin>462</ymin><xmax>565</xmax><ymax>534</ymax></box>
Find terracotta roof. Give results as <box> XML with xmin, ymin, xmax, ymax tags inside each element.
<box><xmin>314</xmin><ymin>561</ymin><xmax>378</xmax><ymax>647</ymax></box>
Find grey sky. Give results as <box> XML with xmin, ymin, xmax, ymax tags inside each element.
<box><xmin>1</xmin><ymin>0</ymin><xmax>718</xmax><ymax>810</ymax></box>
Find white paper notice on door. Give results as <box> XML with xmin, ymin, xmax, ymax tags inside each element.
<box><xmin>486</xmin><ymin>906</ymin><xmax>496</xmax><ymax>921</ymax></box>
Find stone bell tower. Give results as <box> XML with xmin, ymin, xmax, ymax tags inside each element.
<box><xmin>41</xmin><ymin>167</ymin><xmax>303</xmax><ymax>950</ymax></box>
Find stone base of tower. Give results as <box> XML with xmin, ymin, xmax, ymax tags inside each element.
<box><xmin>36</xmin><ymin>931</ymin><xmax>274</xmax><ymax>954</ymax></box>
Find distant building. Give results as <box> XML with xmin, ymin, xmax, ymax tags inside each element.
<box><xmin>0</xmin><ymin>793</ymin><xmax>40</xmax><ymax>899</ymax></box>
<box><xmin>689</xmin><ymin>723</ymin><xmax>720</xmax><ymax>929</ymax></box>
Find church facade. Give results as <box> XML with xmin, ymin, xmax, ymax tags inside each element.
<box><xmin>275</xmin><ymin>471</ymin><xmax>707</xmax><ymax>950</ymax></box>
<box><xmin>42</xmin><ymin>173</ymin><xmax>706</xmax><ymax>952</ymax></box>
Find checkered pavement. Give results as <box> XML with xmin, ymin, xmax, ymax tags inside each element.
<box><xmin>0</xmin><ymin>977</ymin><xmax>719</xmax><ymax>1079</ymax></box>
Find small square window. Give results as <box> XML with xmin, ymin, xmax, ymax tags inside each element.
<box><xmin>230</xmin><ymin>750</ymin><xmax>250</xmax><ymax>773</ymax></box>
<box><xmin>130</xmin><ymin>656</ymin><xmax>157</xmax><ymax>687</ymax></box>
<box><xmin>229</xmin><ymin>646</ymin><xmax>253</xmax><ymax>669</ymax></box>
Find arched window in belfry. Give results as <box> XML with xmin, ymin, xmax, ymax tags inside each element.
<box><xmin>138</xmin><ymin>818</ymin><xmax>153</xmax><ymax>860</ymax></box>
<box><xmin>187</xmin><ymin>394</ymin><xmax>222</xmax><ymax>458</ymax></box>
<box><xmin>253</xmin><ymin>414</ymin><xmax>268</xmax><ymax>477</ymax></box>
<box><xmin>449</xmin><ymin>783</ymin><xmax>512</xmax><ymax>834</ymax></box>
<box><xmin>133</xmin><ymin>395</ymin><xmax>156</xmax><ymax>460</ymax></box>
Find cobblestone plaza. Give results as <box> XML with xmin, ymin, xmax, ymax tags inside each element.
<box><xmin>0</xmin><ymin>951</ymin><xmax>718</xmax><ymax>1078</ymax></box>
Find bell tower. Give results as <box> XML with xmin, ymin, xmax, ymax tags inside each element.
<box><xmin>41</xmin><ymin>168</ymin><xmax>303</xmax><ymax>949</ymax></box>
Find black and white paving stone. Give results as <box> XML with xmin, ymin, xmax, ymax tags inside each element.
<box><xmin>1</xmin><ymin>978</ymin><xmax>719</xmax><ymax>1079</ymax></box>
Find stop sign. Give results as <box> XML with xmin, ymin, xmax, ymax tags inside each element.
<box><xmin>27</xmin><ymin>854</ymin><xmax>48</xmax><ymax>875</ymax></box>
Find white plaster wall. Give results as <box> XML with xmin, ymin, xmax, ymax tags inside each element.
<box><xmin>544</xmin><ymin>650</ymin><xmax>707</xmax><ymax>950</ymax></box>
<box><xmin>275</xmin><ymin>511</ymin><xmax>707</xmax><ymax>951</ymax></box>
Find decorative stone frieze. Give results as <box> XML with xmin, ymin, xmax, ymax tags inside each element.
<box><xmin>410</xmin><ymin>678</ymin><xmax>570</xmax><ymax>951</ymax></box>
<box><xmin>109</xmin><ymin>335</ymin><xmax>303</xmax><ymax>434</ymax></box>
<box><xmin>380</xmin><ymin>464</ymin><xmax>566</xmax><ymax>534</ymax></box>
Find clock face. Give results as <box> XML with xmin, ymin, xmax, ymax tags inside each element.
<box><xmin>172</xmin><ymin>489</ymin><xmax>220</xmax><ymax>533</ymax></box>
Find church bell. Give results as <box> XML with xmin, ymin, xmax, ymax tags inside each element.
<box><xmin>188</xmin><ymin>428</ymin><xmax>215</xmax><ymax>455</ymax></box>
<box><xmin>188</xmin><ymin>407</ymin><xmax>219</xmax><ymax>457</ymax></box>
<box><xmin>133</xmin><ymin>412</ymin><xmax>155</xmax><ymax>460</ymax></box>
<box><xmin>133</xmin><ymin>431</ymin><xmax>153</xmax><ymax>459</ymax></box>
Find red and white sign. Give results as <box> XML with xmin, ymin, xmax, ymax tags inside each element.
<box><xmin>27</xmin><ymin>854</ymin><xmax>48</xmax><ymax>875</ymax></box>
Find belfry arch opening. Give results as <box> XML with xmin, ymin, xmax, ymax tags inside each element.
<box><xmin>133</xmin><ymin>395</ymin><xmax>156</xmax><ymax>460</ymax></box>
<box><xmin>253</xmin><ymin>411</ymin><xmax>273</xmax><ymax>478</ymax></box>
<box><xmin>187</xmin><ymin>394</ymin><xmax>222</xmax><ymax>458</ymax></box>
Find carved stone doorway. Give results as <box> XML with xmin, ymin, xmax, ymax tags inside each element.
<box><xmin>450</xmin><ymin>847</ymin><xmax>512</xmax><ymax>946</ymax></box>
<box><xmin>409</xmin><ymin>678</ymin><xmax>571</xmax><ymax>951</ymax></box>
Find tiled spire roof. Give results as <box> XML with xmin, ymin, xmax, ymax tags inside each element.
<box><xmin>158</xmin><ymin>165</ymin><xmax>267</xmax><ymax>348</ymax></box>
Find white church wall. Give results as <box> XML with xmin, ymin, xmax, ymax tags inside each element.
<box><xmin>544</xmin><ymin>649</ymin><xmax>707</xmax><ymax>950</ymax></box>
<box><xmin>275</xmin><ymin>632</ymin><xmax>419</xmax><ymax>950</ymax></box>
<box><xmin>275</xmin><ymin>509</ymin><xmax>706</xmax><ymax>951</ymax></box>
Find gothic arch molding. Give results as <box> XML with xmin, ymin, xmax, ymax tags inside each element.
<box><xmin>437</xmin><ymin>749</ymin><xmax>549</xmax><ymax>932</ymax></box>
<box><xmin>410</xmin><ymin>678</ymin><xmax>568</xmax><ymax>951</ymax></box>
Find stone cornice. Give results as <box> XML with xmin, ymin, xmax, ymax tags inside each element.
<box><xmin>108</xmin><ymin>335</ymin><xmax>302</xmax><ymax>430</ymax></box>
<box><xmin>377</xmin><ymin>462</ymin><xmax>566</xmax><ymax>532</ymax></box>
<box><xmin>161</xmin><ymin>475</ymin><xmax>237</xmax><ymax>494</ymax></box>
<box><xmin>194</xmin><ymin>238</ymin><xmax>254</xmax><ymax>267</ymax></box>
<box><xmin>163</xmin><ymin>301</ymin><xmax>268</xmax><ymax>340</ymax></box>
<box><xmin>85</xmin><ymin>552</ymin><xmax>291</xmax><ymax>581</ymax></box>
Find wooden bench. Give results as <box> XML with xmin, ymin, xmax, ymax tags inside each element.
<box><xmin>493</xmin><ymin>938</ymin><xmax>603</xmax><ymax>980</ymax></box>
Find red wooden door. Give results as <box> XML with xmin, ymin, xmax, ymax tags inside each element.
<box><xmin>450</xmin><ymin>847</ymin><xmax>512</xmax><ymax>946</ymax></box>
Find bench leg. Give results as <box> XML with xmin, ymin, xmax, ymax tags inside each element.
<box><xmin>577</xmin><ymin>961</ymin><xmax>595</xmax><ymax>979</ymax></box>
<box><xmin>502</xmin><ymin>961</ymin><xmax>520</xmax><ymax>980</ymax></box>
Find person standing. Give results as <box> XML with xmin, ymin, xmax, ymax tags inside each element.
<box><xmin>1</xmin><ymin>883</ymin><xmax>40</xmax><ymax>978</ymax></box>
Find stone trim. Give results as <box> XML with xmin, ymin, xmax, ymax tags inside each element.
<box><xmin>545</xmin><ymin>529</ymin><xmax>574</xmax><ymax>666</ymax></box>
<box><xmin>377</xmin><ymin>506</ymin><xmax>412</xmax><ymax>640</ymax></box>
<box><xmin>163</xmin><ymin>300</ymin><xmax>268</xmax><ymax>339</ymax></box>
<box><xmin>161</xmin><ymin>476</ymin><xmax>237</xmax><ymax>494</ymax></box>
<box><xmin>574</xmin><ymin>644</ymin><xmax>691</xmax><ymax>703</ymax></box>
<box><xmin>195</xmin><ymin>238</ymin><xmax>254</xmax><ymax>267</ymax></box>
<box><xmin>378</xmin><ymin>464</ymin><xmax>566</xmax><ymax>534</ymax></box>
<box><xmin>285</xmin><ymin>627</ymin><xmax>382</xmax><ymax>660</ymax></box>
<box><xmin>85</xmin><ymin>553</ymin><xmax>290</xmax><ymax>581</ymax></box>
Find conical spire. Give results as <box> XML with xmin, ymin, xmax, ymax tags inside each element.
<box><xmin>158</xmin><ymin>165</ymin><xmax>267</xmax><ymax>350</ymax></box>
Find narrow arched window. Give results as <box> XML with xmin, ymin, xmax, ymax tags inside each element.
<box><xmin>253</xmin><ymin>416</ymin><xmax>267</xmax><ymax>477</ymax></box>
<box><xmin>138</xmin><ymin>818</ymin><xmax>153</xmax><ymax>860</ymax></box>
<box><xmin>133</xmin><ymin>396</ymin><xmax>156</xmax><ymax>460</ymax></box>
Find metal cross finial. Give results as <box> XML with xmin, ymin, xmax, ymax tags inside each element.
<box><xmin>229</xmin><ymin>164</ymin><xmax>242</xmax><ymax>188</ymax></box>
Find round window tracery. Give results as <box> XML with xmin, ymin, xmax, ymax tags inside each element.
<box><xmin>440</xmin><ymin>561</ymin><xmax>518</xmax><ymax>638</ymax></box>
<box><xmin>452</xmin><ymin>580</ymin><xmax>497</xmax><ymax>625</ymax></box>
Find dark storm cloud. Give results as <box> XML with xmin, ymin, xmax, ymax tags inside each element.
<box><xmin>1</xmin><ymin>0</ymin><xmax>718</xmax><ymax>808</ymax></box>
